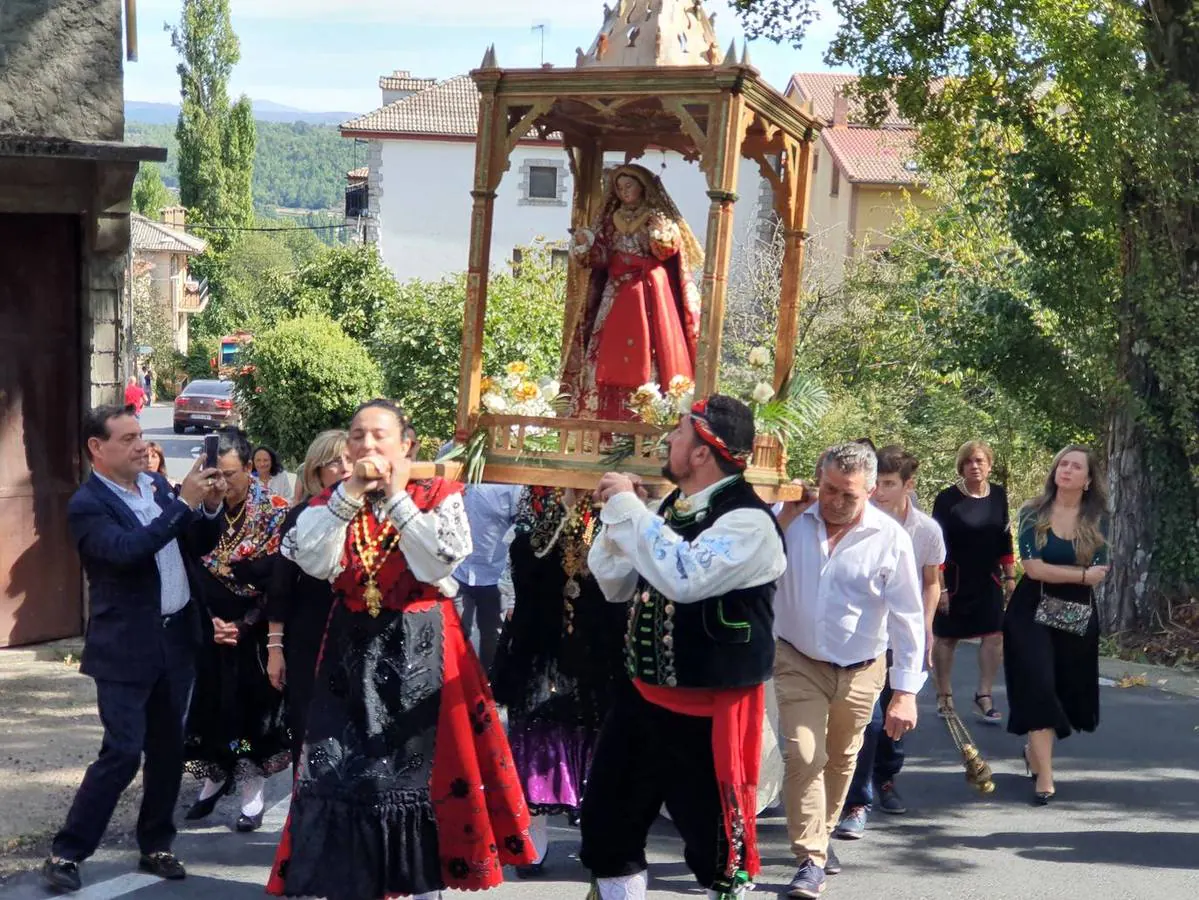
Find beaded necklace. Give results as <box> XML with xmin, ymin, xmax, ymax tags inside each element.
<box><xmin>351</xmin><ymin>512</ymin><xmax>398</xmax><ymax>617</ymax></box>
<box><xmin>212</xmin><ymin>502</ymin><xmax>248</xmax><ymax>578</ymax></box>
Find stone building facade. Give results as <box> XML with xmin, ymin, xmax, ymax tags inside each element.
<box><xmin>0</xmin><ymin>0</ymin><xmax>165</xmax><ymax>645</ymax></box>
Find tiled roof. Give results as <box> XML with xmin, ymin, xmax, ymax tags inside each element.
<box><xmin>788</xmin><ymin>73</ymin><xmax>909</xmax><ymax>129</ymax></box>
<box><xmin>342</xmin><ymin>75</ymin><xmax>478</xmax><ymax>137</ymax></box>
<box><xmin>130</xmin><ymin>214</ymin><xmax>208</xmax><ymax>254</ymax></box>
<box><xmin>822</xmin><ymin>127</ymin><xmax>920</xmax><ymax>185</ymax></box>
<box><xmin>379</xmin><ymin>70</ymin><xmax>438</xmax><ymax>93</ymax></box>
<box><xmin>347</xmin><ymin>166</ymin><xmax>369</xmax><ymax>180</ymax></box>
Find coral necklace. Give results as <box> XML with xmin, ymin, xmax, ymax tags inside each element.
<box><xmin>351</xmin><ymin>512</ymin><xmax>398</xmax><ymax>618</ymax></box>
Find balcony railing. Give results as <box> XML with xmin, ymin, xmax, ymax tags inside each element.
<box><xmin>345</xmin><ymin>183</ymin><xmax>369</xmax><ymax>218</ymax></box>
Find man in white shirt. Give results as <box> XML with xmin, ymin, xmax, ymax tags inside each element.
<box><xmin>774</xmin><ymin>442</ymin><xmax>926</xmax><ymax>899</ymax></box>
<box><xmin>832</xmin><ymin>446</ymin><xmax>945</xmax><ymax>841</ymax></box>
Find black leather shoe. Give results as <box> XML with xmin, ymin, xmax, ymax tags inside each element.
<box><xmin>41</xmin><ymin>857</ymin><xmax>82</xmax><ymax>892</ymax></box>
<box><xmin>138</xmin><ymin>852</ymin><xmax>187</xmax><ymax>880</ymax></box>
<box><xmin>184</xmin><ymin>778</ymin><xmax>232</xmax><ymax>821</ymax></box>
<box><xmin>235</xmin><ymin>811</ymin><xmax>265</xmax><ymax>832</ymax></box>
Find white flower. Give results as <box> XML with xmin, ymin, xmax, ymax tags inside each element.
<box><xmin>481</xmin><ymin>392</ymin><xmax>508</xmax><ymax>414</ymax></box>
<box><xmin>539</xmin><ymin>379</ymin><xmax>561</xmax><ymax>402</ymax></box>
<box><xmin>748</xmin><ymin>346</ymin><xmax>771</xmax><ymax>368</ymax></box>
<box><xmin>677</xmin><ymin>390</ymin><xmax>695</xmax><ymax>414</ymax></box>
<box><xmin>503</xmin><ymin>373</ymin><xmax>521</xmax><ymax>390</ymax></box>
<box><xmin>751</xmin><ymin>382</ymin><xmax>775</xmax><ymax>404</ymax></box>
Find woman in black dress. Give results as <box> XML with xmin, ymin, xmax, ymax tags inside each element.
<box><xmin>184</xmin><ymin>430</ymin><xmax>291</xmax><ymax>832</ymax></box>
<box><xmin>489</xmin><ymin>487</ymin><xmax>626</xmax><ymax>876</ymax></box>
<box><xmin>265</xmin><ymin>429</ymin><xmax>348</xmax><ymax>764</ymax></box>
<box><xmin>1004</xmin><ymin>445</ymin><xmax>1109</xmax><ymax>804</ymax></box>
<box><xmin>931</xmin><ymin>441</ymin><xmax>1016</xmax><ymax>724</ymax></box>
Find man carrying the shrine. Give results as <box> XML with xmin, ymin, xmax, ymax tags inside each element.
<box><xmin>580</xmin><ymin>394</ymin><xmax>787</xmax><ymax>900</ymax></box>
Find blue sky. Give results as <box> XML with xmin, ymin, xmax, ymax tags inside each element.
<box><xmin>127</xmin><ymin>1</ymin><xmax>847</xmax><ymax>113</ymax></box>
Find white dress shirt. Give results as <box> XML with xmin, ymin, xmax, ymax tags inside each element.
<box><xmin>588</xmin><ymin>475</ymin><xmax>787</xmax><ymax>605</ymax></box>
<box><xmin>903</xmin><ymin>502</ymin><xmax>947</xmax><ymax>569</ymax></box>
<box><xmin>776</xmin><ymin>502</ymin><xmax>927</xmax><ymax>695</ymax></box>
<box><xmin>284</xmin><ymin>482</ymin><xmax>472</xmax><ymax>598</ymax></box>
<box><xmin>94</xmin><ymin>472</ymin><xmax>209</xmax><ymax>615</ymax></box>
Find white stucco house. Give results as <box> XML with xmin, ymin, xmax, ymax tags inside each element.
<box><xmin>340</xmin><ymin>69</ymin><xmax>771</xmax><ymax>284</ymax></box>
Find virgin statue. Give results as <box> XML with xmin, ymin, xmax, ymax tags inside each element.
<box><xmin>562</xmin><ymin>164</ymin><xmax>703</xmax><ymax>420</ymax></box>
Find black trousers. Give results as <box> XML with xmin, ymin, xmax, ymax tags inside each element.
<box><xmin>52</xmin><ymin>630</ymin><xmax>194</xmax><ymax>861</ymax></box>
<box><xmin>456</xmin><ymin>582</ymin><xmax>502</xmax><ymax>673</ymax></box>
<box><xmin>580</xmin><ymin>681</ymin><xmax>729</xmax><ymax>890</ymax></box>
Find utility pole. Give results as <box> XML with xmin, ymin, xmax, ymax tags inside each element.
<box><xmin>532</xmin><ymin>23</ymin><xmax>546</xmax><ymax>65</ymax></box>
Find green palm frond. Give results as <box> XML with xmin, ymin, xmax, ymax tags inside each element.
<box><xmin>754</xmin><ymin>371</ymin><xmax>830</xmax><ymax>444</ymax></box>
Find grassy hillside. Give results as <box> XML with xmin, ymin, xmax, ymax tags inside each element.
<box><xmin>127</xmin><ymin>120</ymin><xmax>362</xmax><ymax>213</ymax></box>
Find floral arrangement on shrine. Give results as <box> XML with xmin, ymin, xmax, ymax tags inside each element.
<box><xmin>478</xmin><ymin>361</ymin><xmax>562</xmax><ymax>418</ymax></box>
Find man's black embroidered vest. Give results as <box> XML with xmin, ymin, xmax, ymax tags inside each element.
<box><xmin>625</xmin><ymin>477</ymin><xmax>783</xmax><ymax>689</ymax></box>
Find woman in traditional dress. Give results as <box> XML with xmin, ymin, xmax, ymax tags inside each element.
<box><xmin>1004</xmin><ymin>446</ymin><xmax>1110</xmax><ymax>805</ymax></box>
<box><xmin>266</xmin><ymin>399</ymin><xmax>534</xmax><ymax>900</ymax></box>
<box><xmin>490</xmin><ymin>487</ymin><xmax>627</xmax><ymax>876</ymax></box>
<box><xmin>563</xmin><ymin>164</ymin><xmax>703</xmax><ymax>420</ymax></box>
<box><xmin>265</xmin><ymin>429</ymin><xmax>349</xmax><ymax>765</ymax></box>
<box><xmin>184</xmin><ymin>429</ymin><xmax>291</xmax><ymax>832</ymax></box>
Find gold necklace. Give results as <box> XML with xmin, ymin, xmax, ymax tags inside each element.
<box><xmin>351</xmin><ymin>512</ymin><xmax>398</xmax><ymax>617</ymax></box>
<box><xmin>559</xmin><ymin>503</ymin><xmax>596</xmax><ymax>635</ymax></box>
<box><xmin>213</xmin><ymin>503</ymin><xmax>248</xmax><ymax>577</ymax></box>
<box><xmin>612</xmin><ymin>204</ymin><xmax>651</xmax><ymax>235</ymax></box>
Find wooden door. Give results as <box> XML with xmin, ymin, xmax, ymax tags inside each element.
<box><xmin>0</xmin><ymin>214</ymin><xmax>83</xmax><ymax>646</ymax></box>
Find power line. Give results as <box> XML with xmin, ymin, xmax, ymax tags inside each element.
<box><xmin>183</xmin><ymin>222</ymin><xmax>350</xmax><ymax>233</ymax></box>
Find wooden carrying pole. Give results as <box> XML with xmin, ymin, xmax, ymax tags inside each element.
<box><xmin>125</xmin><ymin>0</ymin><xmax>138</xmax><ymax>62</ymax></box>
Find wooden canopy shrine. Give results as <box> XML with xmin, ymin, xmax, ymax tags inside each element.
<box><xmin>449</xmin><ymin>1</ymin><xmax>821</xmax><ymax>496</ymax></box>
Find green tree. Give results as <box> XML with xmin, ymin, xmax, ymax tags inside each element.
<box><xmin>371</xmin><ymin>245</ymin><xmax>566</xmax><ymax>444</ymax></box>
<box><xmin>132</xmin><ymin>164</ymin><xmax>173</xmax><ymax>219</ymax></box>
<box><xmin>235</xmin><ymin>315</ymin><xmax>383</xmax><ymax>462</ymax></box>
<box><xmin>171</xmin><ymin>0</ymin><xmax>256</xmax><ymax>251</ymax></box>
<box><xmin>282</xmin><ymin>244</ymin><xmax>400</xmax><ymax>343</ymax></box>
<box><xmin>734</xmin><ymin>0</ymin><xmax>1199</xmax><ymax>629</ymax></box>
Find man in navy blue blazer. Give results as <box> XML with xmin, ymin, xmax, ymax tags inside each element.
<box><xmin>42</xmin><ymin>405</ymin><xmax>225</xmax><ymax>892</ymax></box>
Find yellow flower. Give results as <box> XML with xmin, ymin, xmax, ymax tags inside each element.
<box><xmin>513</xmin><ymin>380</ymin><xmax>541</xmax><ymax>403</ymax></box>
<box><xmin>479</xmin><ymin>376</ymin><xmax>497</xmax><ymax>395</ymax></box>
<box><xmin>505</xmin><ymin>361</ymin><xmax>530</xmax><ymax>377</ymax></box>
<box><xmin>666</xmin><ymin>375</ymin><xmax>695</xmax><ymax>400</ymax></box>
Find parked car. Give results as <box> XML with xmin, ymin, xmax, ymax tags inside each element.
<box><xmin>173</xmin><ymin>379</ymin><xmax>241</xmax><ymax>433</ymax></box>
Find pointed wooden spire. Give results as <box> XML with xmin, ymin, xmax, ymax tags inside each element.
<box><xmin>578</xmin><ymin>0</ymin><xmax>721</xmax><ymax>68</ymax></box>
<box><xmin>723</xmin><ymin>40</ymin><xmax>737</xmax><ymax>66</ymax></box>
<box><xmin>480</xmin><ymin>44</ymin><xmax>498</xmax><ymax>69</ymax></box>
<box><xmin>740</xmin><ymin>41</ymin><xmax>752</xmax><ymax>66</ymax></box>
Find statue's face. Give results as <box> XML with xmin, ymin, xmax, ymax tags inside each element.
<box><xmin>615</xmin><ymin>174</ymin><xmax>644</xmax><ymax>206</ymax></box>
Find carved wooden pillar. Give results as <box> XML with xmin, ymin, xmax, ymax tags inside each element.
<box><xmin>561</xmin><ymin>138</ymin><xmax>604</xmax><ymax>366</ymax></box>
<box><xmin>456</xmin><ymin>79</ymin><xmax>503</xmax><ymax>441</ymax></box>
<box><xmin>773</xmin><ymin>134</ymin><xmax>814</xmax><ymax>392</ymax></box>
<box><xmin>694</xmin><ymin>94</ymin><xmax>749</xmax><ymax>397</ymax></box>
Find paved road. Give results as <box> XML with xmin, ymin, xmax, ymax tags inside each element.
<box><xmin>13</xmin><ymin>409</ymin><xmax>1194</xmax><ymax>898</ymax></box>
<box><xmin>2</xmin><ymin>653</ymin><xmax>1196</xmax><ymax>900</ymax></box>
<box><xmin>139</xmin><ymin>404</ymin><xmax>214</xmax><ymax>486</ymax></box>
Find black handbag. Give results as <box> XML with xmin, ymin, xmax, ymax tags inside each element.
<box><xmin>1034</xmin><ymin>584</ymin><xmax>1094</xmax><ymax>636</ymax></box>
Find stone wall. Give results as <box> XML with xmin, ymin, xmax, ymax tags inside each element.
<box><xmin>0</xmin><ymin>0</ymin><xmax>124</xmax><ymax>141</ymax></box>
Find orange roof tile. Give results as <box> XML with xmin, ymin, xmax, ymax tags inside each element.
<box><xmin>787</xmin><ymin>72</ymin><xmax>909</xmax><ymax>129</ymax></box>
<box><xmin>379</xmin><ymin>70</ymin><xmax>438</xmax><ymax>93</ymax></box>
<box><xmin>822</xmin><ymin>127</ymin><xmax>920</xmax><ymax>185</ymax></box>
<box><xmin>342</xmin><ymin>75</ymin><xmax>478</xmax><ymax>137</ymax></box>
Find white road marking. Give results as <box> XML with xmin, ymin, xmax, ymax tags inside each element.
<box><xmin>71</xmin><ymin>873</ymin><xmax>159</xmax><ymax>900</ymax></box>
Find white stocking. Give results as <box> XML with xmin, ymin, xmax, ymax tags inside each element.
<box><xmin>596</xmin><ymin>871</ymin><xmax>648</xmax><ymax>900</ymax></box>
<box><xmin>528</xmin><ymin>813</ymin><xmax>549</xmax><ymax>865</ymax></box>
<box><xmin>239</xmin><ymin>775</ymin><xmax>265</xmax><ymax>817</ymax></box>
<box><xmin>196</xmin><ymin>777</ymin><xmax>224</xmax><ymax>802</ymax></box>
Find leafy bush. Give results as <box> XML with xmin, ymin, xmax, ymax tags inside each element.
<box><xmin>371</xmin><ymin>244</ymin><xmax>565</xmax><ymax>444</ymax></box>
<box><xmin>234</xmin><ymin>315</ymin><xmax>382</xmax><ymax>463</ymax></box>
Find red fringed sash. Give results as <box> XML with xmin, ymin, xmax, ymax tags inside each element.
<box><xmin>635</xmin><ymin>680</ymin><xmax>764</xmax><ymax>879</ymax></box>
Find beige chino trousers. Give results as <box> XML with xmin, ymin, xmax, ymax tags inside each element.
<box><xmin>774</xmin><ymin>639</ymin><xmax>887</xmax><ymax>867</ymax></box>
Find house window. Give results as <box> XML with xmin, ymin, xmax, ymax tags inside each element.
<box><xmin>519</xmin><ymin>158</ymin><xmax>569</xmax><ymax>207</ymax></box>
<box><xmin>528</xmin><ymin>166</ymin><xmax>557</xmax><ymax>199</ymax></box>
<box><xmin>830</xmin><ymin>165</ymin><xmax>840</xmax><ymax>197</ymax></box>
<box><xmin>812</xmin><ymin>151</ymin><xmax>819</xmax><ymax>174</ymax></box>
<box><xmin>551</xmin><ymin>249</ymin><xmax>570</xmax><ymax>270</ymax></box>
<box><xmin>512</xmin><ymin>247</ymin><xmax>524</xmax><ymax>277</ymax></box>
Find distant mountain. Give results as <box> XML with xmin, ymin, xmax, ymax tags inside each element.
<box><xmin>125</xmin><ymin>100</ymin><xmax>358</xmax><ymax>126</ymax></box>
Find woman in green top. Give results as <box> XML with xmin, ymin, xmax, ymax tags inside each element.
<box><xmin>1003</xmin><ymin>445</ymin><xmax>1110</xmax><ymax>806</ymax></box>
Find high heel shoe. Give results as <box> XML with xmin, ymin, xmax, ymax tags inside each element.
<box><xmin>184</xmin><ymin>777</ymin><xmax>232</xmax><ymax>821</ymax></box>
<box><xmin>1021</xmin><ymin>745</ymin><xmax>1036</xmax><ymax>780</ymax></box>
<box><xmin>235</xmin><ymin>810</ymin><xmax>265</xmax><ymax>832</ymax></box>
<box><xmin>1033</xmin><ymin>788</ymin><xmax>1055</xmax><ymax>806</ymax></box>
